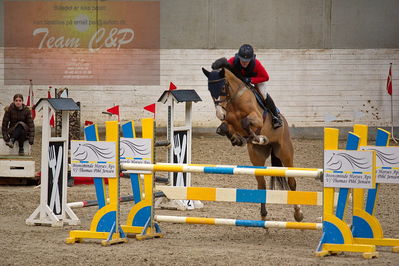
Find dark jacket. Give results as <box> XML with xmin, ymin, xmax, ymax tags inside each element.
<box><xmin>2</xmin><ymin>103</ymin><xmax>35</xmax><ymax>142</ymax></box>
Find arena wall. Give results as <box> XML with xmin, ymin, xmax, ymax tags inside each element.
<box><xmin>0</xmin><ymin>48</ymin><xmax>398</xmax><ymax>132</ymax></box>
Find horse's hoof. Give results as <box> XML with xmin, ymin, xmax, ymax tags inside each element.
<box><xmin>252</xmin><ymin>136</ymin><xmax>269</xmax><ymax>145</ymax></box>
<box><xmin>231</xmin><ymin>135</ymin><xmax>246</xmax><ymax>146</ymax></box>
<box><xmin>261</xmin><ymin>211</ymin><xmax>268</xmax><ymax>221</ymax></box>
<box><xmin>294</xmin><ymin>210</ymin><xmax>304</xmax><ymax>222</ymax></box>
<box><xmin>216</xmin><ymin>123</ymin><xmax>228</xmax><ymax>136</ymax></box>
<box><xmin>231</xmin><ymin>139</ymin><xmax>241</xmax><ymax>146</ymax></box>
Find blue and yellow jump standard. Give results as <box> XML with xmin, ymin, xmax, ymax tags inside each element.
<box><xmin>351</xmin><ymin>125</ymin><xmax>399</xmax><ymax>252</ymax></box>
<box><xmin>315</xmin><ymin>128</ymin><xmax>378</xmax><ymax>259</ymax></box>
<box><xmin>120</xmin><ymin>118</ymin><xmax>163</xmax><ymax>240</ymax></box>
<box><xmin>65</xmin><ymin>121</ymin><xmax>127</xmax><ymax>246</ymax></box>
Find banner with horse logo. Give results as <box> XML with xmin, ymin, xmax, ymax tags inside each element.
<box><xmin>360</xmin><ymin>146</ymin><xmax>399</xmax><ymax>184</ymax></box>
<box><xmin>120</xmin><ymin>138</ymin><xmax>152</xmax><ymax>164</ymax></box>
<box><xmin>324</xmin><ymin>150</ymin><xmax>376</xmax><ymax>188</ymax></box>
<box><xmin>70</xmin><ymin>140</ymin><xmax>117</xmax><ymax>178</ymax></box>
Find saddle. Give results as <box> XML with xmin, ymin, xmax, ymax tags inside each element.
<box><xmin>248</xmin><ymin>85</ymin><xmax>281</xmax><ymax>123</ymax></box>
<box><xmin>248</xmin><ymin>85</ymin><xmax>267</xmax><ymax>111</ymax></box>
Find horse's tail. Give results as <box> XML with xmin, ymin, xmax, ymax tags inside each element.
<box><xmin>270</xmin><ymin>149</ymin><xmax>290</xmax><ymax>190</ymax></box>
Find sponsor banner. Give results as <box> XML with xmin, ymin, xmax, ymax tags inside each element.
<box><xmin>119</xmin><ymin>138</ymin><xmax>152</xmax><ymax>164</ymax></box>
<box><xmin>71</xmin><ymin>141</ymin><xmax>116</xmax><ymax>178</ymax></box>
<box><xmin>120</xmin><ymin>138</ymin><xmax>152</xmax><ymax>174</ymax></box>
<box><xmin>4</xmin><ymin>1</ymin><xmax>160</xmax><ymax>85</ymax></box>
<box><xmin>360</xmin><ymin>146</ymin><xmax>399</xmax><ymax>184</ymax></box>
<box><xmin>324</xmin><ymin>150</ymin><xmax>375</xmax><ymax>189</ymax></box>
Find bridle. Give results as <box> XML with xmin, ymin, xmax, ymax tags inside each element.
<box><xmin>208</xmin><ymin>77</ymin><xmax>229</xmax><ymax>106</ymax></box>
<box><xmin>208</xmin><ymin>77</ymin><xmax>247</xmax><ymax>109</ymax></box>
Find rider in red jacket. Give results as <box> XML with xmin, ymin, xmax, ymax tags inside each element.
<box><xmin>227</xmin><ymin>53</ymin><xmax>269</xmax><ymax>84</ymax></box>
<box><xmin>224</xmin><ymin>44</ymin><xmax>282</xmax><ymax>128</ymax></box>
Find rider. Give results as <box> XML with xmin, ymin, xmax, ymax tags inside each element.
<box><xmin>214</xmin><ymin>44</ymin><xmax>283</xmax><ymax>128</ymax></box>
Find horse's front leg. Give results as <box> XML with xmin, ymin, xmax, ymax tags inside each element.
<box><xmin>216</xmin><ymin>122</ymin><xmax>246</xmax><ymax>146</ymax></box>
<box><xmin>241</xmin><ymin>114</ymin><xmax>268</xmax><ymax>145</ymax></box>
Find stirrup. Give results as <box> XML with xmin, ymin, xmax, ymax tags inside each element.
<box><xmin>272</xmin><ymin>115</ymin><xmax>283</xmax><ymax>129</ymax></box>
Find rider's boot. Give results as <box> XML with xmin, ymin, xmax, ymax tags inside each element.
<box><xmin>264</xmin><ymin>94</ymin><xmax>283</xmax><ymax>129</ymax></box>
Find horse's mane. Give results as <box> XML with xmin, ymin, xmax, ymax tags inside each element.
<box><xmin>223</xmin><ymin>68</ymin><xmax>265</xmax><ymax>114</ymax></box>
<box><xmin>223</xmin><ymin>68</ymin><xmax>245</xmax><ymax>88</ymax></box>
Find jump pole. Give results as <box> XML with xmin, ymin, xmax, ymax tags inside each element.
<box><xmin>155</xmin><ymin>215</ymin><xmax>322</xmax><ymax>230</ymax></box>
<box><xmin>122</xmin><ymin>163</ymin><xmax>323</xmax><ymax>179</ymax></box>
<box><xmin>67</xmin><ymin>192</ymin><xmax>165</xmax><ymax>209</ymax></box>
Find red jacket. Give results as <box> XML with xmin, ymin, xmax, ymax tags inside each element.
<box><xmin>228</xmin><ymin>56</ymin><xmax>269</xmax><ymax>84</ymax></box>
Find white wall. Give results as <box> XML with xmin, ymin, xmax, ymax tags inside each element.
<box><xmin>1</xmin><ymin>48</ymin><xmax>398</xmax><ymax>130</ymax></box>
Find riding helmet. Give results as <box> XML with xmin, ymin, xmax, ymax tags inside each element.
<box><xmin>237</xmin><ymin>44</ymin><xmax>254</xmax><ymax>62</ymax></box>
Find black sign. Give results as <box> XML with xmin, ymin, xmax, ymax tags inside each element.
<box><xmin>172</xmin><ymin>130</ymin><xmax>188</xmax><ymax>186</ymax></box>
<box><xmin>47</xmin><ymin>141</ymin><xmax>64</xmax><ymax>215</ymax></box>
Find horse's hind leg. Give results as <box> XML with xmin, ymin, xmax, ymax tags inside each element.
<box><xmin>271</xmin><ymin>147</ymin><xmax>304</xmax><ymax>222</ymax></box>
<box><xmin>247</xmin><ymin>143</ymin><xmax>271</xmax><ymax>221</ymax></box>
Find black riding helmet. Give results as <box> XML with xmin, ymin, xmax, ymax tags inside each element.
<box><xmin>236</xmin><ymin>44</ymin><xmax>255</xmax><ymax>62</ymax></box>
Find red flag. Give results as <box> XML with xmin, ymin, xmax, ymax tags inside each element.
<box><xmin>106</xmin><ymin>105</ymin><xmax>120</xmax><ymax>115</ymax></box>
<box><xmin>48</xmin><ymin>87</ymin><xmax>55</xmax><ymax>127</ymax></box>
<box><xmin>106</xmin><ymin>105</ymin><xmax>120</xmax><ymax>121</ymax></box>
<box><xmin>169</xmin><ymin>82</ymin><xmax>177</xmax><ymax>91</ymax></box>
<box><xmin>387</xmin><ymin>64</ymin><xmax>393</xmax><ymax>96</ymax></box>
<box><xmin>144</xmin><ymin>103</ymin><xmax>156</xmax><ymax>114</ymax></box>
<box><xmin>26</xmin><ymin>79</ymin><xmax>36</xmax><ymax>119</ymax></box>
<box><xmin>85</xmin><ymin>120</ymin><xmax>94</xmax><ymax>126</ymax></box>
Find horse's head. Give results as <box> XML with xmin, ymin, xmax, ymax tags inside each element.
<box><xmin>202</xmin><ymin>67</ymin><xmax>229</xmax><ymax>120</ymax></box>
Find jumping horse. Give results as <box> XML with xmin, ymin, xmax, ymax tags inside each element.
<box><xmin>202</xmin><ymin>67</ymin><xmax>304</xmax><ymax>222</ymax></box>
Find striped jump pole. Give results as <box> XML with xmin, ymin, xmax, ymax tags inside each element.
<box><xmin>122</xmin><ymin>163</ymin><xmax>323</xmax><ymax>179</ymax></box>
<box><xmin>67</xmin><ymin>192</ymin><xmax>165</xmax><ymax>209</ymax></box>
<box><xmin>155</xmin><ymin>215</ymin><xmax>322</xmax><ymax>230</ymax></box>
<box><xmin>157</xmin><ymin>186</ymin><xmax>331</xmax><ymax>206</ymax></box>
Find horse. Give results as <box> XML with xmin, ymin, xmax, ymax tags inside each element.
<box><xmin>202</xmin><ymin>67</ymin><xmax>304</xmax><ymax>222</ymax></box>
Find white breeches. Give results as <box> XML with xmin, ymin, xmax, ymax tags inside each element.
<box><xmin>256</xmin><ymin>82</ymin><xmax>268</xmax><ymax>99</ymax></box>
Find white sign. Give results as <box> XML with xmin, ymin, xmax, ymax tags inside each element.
<box><xmin>324</xmin><ymin>150</ymin><xmax>375</xmax><ymax>188</ymax></box>
<box><xmin>120</xmin><ymin>138</ymin><xmax>152</xmax><ymax>164</ymax></box>
<box><xmin>360</xmin><ymin>146</ymin><xmax>399</xmax><ymax>184</ymax></box>
<box><xmin>70</xmin><ymin>141</ymin><xmax>117</xmax><ymax>178</ymax></box>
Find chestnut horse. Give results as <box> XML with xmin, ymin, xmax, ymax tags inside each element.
<box><xmin>202</xmin><ymin>67</ymin><xmax>303</xmax><ymax>222</ymax></box>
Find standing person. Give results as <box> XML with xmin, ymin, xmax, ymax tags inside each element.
<box><xmin>212</xmin><ymin>44</ymin><xmax>282</xmax><ymax>128</ymax></box>
<box><xmin>2</xmin><ymin>94</ymin><xmax>35</xmax><ymax>155</ymax></box>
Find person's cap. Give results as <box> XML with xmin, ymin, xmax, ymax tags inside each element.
<box><xmin>237</xmin><ymin>44</ymin><xmax>254</xmax><ymax>62</ymax></box>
